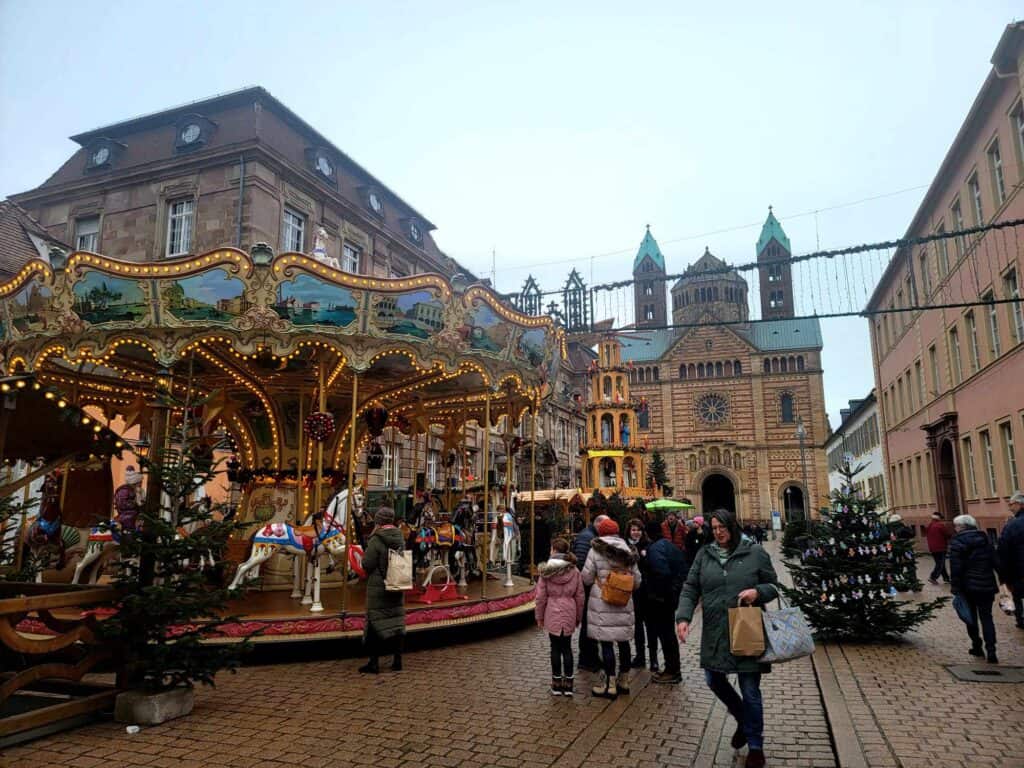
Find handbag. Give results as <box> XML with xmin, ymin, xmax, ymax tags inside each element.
<box><xmin>384</xmin><ymin>547</ymin><xmax>414</xmax><ymax>592</ymax></box>
<box><xmin>998</xmin><ymin>585</ymin><xmax>1015</xmax><ymax>616</ymax></box>
<box><xmin>761</xmin><ymin>593</ymin><xmax>815</xmax><ymax>664</ymax></box>
<box><xmin>952</xmin><ymin>593</ymin><xmax>974</xmax><ymax>624</ymax></box>
<box><xmin>728</xmin><ymin>598</ymin><xmax>766</xmax><ymax>657</ymax></box>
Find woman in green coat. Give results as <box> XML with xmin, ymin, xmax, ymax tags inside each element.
<box><xmin>359</xmin><ymin>506</ymin><xmax>407</xmax><ymax>674</ymax></box>
<box><xmin>675</xmin><ymin>508</ymin><xmax>779</xmax><ymax>768</ymax></box>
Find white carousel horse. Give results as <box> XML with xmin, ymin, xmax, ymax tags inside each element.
<box><xmin>489</xmin><ymin>509</ymin><xmax>520</xmax><ymax>587</ymax></box>
<box><xmin>227</xmin><ymin>485</ymin><xmax>365</xmax><ymax>613</ymax></box>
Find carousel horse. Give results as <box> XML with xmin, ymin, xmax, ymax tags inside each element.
<box><xmin>450</xmin><ymin>500</ymin><xmax>481</xmax><ymax>585</ymax></box>
<box><xmin>22</xmin><ymin>472</ymin><xmax>80</xmax><ymax>582</ymax></box>
<box><xmin>227</xmin><ymin>484</ymin><xmax>365</xmax><ymax>613</ymax></box>
<box><xmin>72</xmin><ymin>466</ymin><xmax>145</xmax><ymax>584</ymax></box>
<box><xmin>489</xmin><ymin>507</ymin><xmax>520</xmax><ymax>587</ymax></box>
<box><xmin>411</xmin><ymin>497</ymin><xmax>465</xmax><ymax>583</ymax></box>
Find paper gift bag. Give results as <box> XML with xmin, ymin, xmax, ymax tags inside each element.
<box><xmin>728</xmin><ymin>600</ymin><xmax>766</xmax><ymax>657</ymax></box>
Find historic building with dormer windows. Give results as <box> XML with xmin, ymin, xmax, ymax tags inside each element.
<box><xmin>621</xmin><ymin>212</ymin><xmax>829</xmax><ymax>524</ymax></box>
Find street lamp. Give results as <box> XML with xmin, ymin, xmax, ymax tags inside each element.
<box><xmin>795</xmin><ymin>418</ymin><xmax>808</xmax><ymax>521</ymax></box>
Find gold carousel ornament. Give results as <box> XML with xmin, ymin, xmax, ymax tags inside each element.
<box><xmin>0</xmin><ymin>238</ymin><xmax>564</xmax><ymax>634</ymax></box>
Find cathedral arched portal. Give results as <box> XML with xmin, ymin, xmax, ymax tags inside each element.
<box><xmin>701</xmin><ymin>473</ymin><xmax>736</xmax><ymax>516</ymax></box>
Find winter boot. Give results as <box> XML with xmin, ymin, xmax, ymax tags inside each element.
<box><xmin>358</xmin><ymin>657</ymin><xmax>380</xmax><ymax>674</ymax></box>
<box><xmin>968</xmin><ymin>641</ymin><xmax>984</xmax><ymax>657</ymax></box>
<box><xmin>745</xmin><ymin>748</ymin><xmax>766</xmax><ymax>768</ymax></box>
<box><xmin>592</xmin><ymin>673</ymin><xmax>617</xmax><ymax>698</ymax></box>
<box><xmin>731</xmin><ymin>721</ymin><xmax>748</xmax><ymax>749</ymax></box>
<box><xmin>986</xmin><ymin>648</ymin><xmax>999</xmax><ymax>664</ymax></box>
<box><xmin>550</xmin><ymin>676</ymin><xmax>563</xmax><ymax>695</ymax></box>
<box><xmin>390</xmin><ymin>654</ymin><xmax>402</xmax><ymax>672</ymax></box>
<box><xmin>562</xmin><ymin>676</ymin><xmax>575</xmax><ymax>696</ymax></box>
<box><xmin>616</xmin><ymin>672</ymin><xmax>631</xmax><ymax>695</ymax></box>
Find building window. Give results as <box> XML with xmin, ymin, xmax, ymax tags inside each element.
<box><xmin>980</xmin><ymin>429</ymin><xmax>996</xmax><ymax>497</ymax></box>
<box><xmin>281</xmin><ymin>207</ymin><xmax>305</xmax><ymax>252</ymax></box>
<box><xmin>896</xmin><ymin>378</ymin><xmax>905</xmax><ymax>421</ymax></box>
<box><xmin>383</xmin><ymin>442</ymin><xmax>401</xmax><ymax>486</ymax></box>
<box><xmin>965</xmin><ymin>311</ymin><xmax>980</xmax><ymax>372</ymax></box>
<box><xmin>968</xmin><ymin>173</ymin><xmax>983</xmax><ymax>225</ymax></box>
<box><xmin>638</xmin><ymin>409</ymin><xmax>650</xmax><ymax>430</ymax></box>
<box><xmin>983</xmin><ymin>291</ymin><xmax>1001</xmax><ymax>358</ymax></box>
<box><xmin>948</xmin><ymin>327</ymin><xmax>962</xmax><ymax>385</ymax></box>
<box><xmin>937</xmin><ymin>224</ymin><xmax>951</xmax><ymax>276</ymax></box>
<box><xmin>769</xmin><ymin>290</ymin><xmax>785</xmax><ymax>308</ymax></box>
<box><xmin>644</xmin><ymin>283</ymin><xmax>653</xmax><ymax>296</ymax></box>
<box><xmin>767</xmin><ymin>263</ymin><xmax>783</xmax><ymax>282</ymax></box>
<box><xmin>915</xmin><ymin>360</ymin><xmax>925</xmax><ymax>407</ymax></box>
<box><xmin>919</xmin><ymin>251</ymin><xmax>931</xmax><ymax>296</ymax></box>
<box><xmin>342</xmin><ymin>243</ymin><xmax>360</xmax><ymax>273</ymax></box>
<box><xmin>1000</xmin><ymin>422</ymin><xmax>1020</xmax><ymax>493</ymax></box>
<box><xmin>928</xmin><ymin>345</ymin><xmax>940</xmax><ymax>397</ymax></box>
<box><xmin>951</xmin><ymin>199</ymin><xmax>965</xmax><ymax>256</ymax></box>
<box><xmin>166</xmin><ymin>198</ymin><xmax>194</xmax><ymax>257</ymax></box>
<box><xmin>645</xmin><ymin>306</ymin><xmax>655</xmax><ymax>321</ymax></box>
<box><xmin>74</xmin><ymin>216</ymin><xmax>99</xmax><ymax>252</ymax></box>
<box><xmin>1013</xmin><ymin>101</ymin><xmax>1024</xmax><ymax>168</ymax></box>
<box><xmin>988</xmin><ymin>139</ymin><xmax>1006</xmax><ymax>206</ymax></box>
<box><xmin>780</xmin><ymin>393</ymin><xmax>794</xmax><ymax>423</ymax></box>
<box><xmin>962</xmin><ymin>437</ymin><xmax>977</xmax><ymax>498</ymax></box>
<box><xmin>427</xmin><ymin>448</ymin><xmax>440</xmax><ymax>488</ymax></box>
<box><xmin>1005</xmin><ymin>268</ymin><xmax>1023</xmax><ymax>344</ymax></box>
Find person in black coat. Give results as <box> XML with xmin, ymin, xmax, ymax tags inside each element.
<box><xmin>949</xmin><ymin>514</ymin><xmax>999</xmax><ymax>664</ymax></box>
<box><xmin>626</xmin><ymin>518</ymin><xmax>655</xmax><ymax>670</ymax></box>
<box><xmin>572</xmin><ymin>514</ymin><xmax>607</xmax><ymax>671</ymax></box>
<box><xmin>644</xmin><ymin>520</ymin><xmax>686</xmax><ymax>684</ymax></box>
<box><xmin>996</xmin><ymin>491</ymin><xmax>1024</xmax><ymax>629</ymax></box>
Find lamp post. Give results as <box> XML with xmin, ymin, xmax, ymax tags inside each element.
<box><xmin>795</xmin><ymin>418</ymin><xmax>808</xmax><ymax>521</ymax></box>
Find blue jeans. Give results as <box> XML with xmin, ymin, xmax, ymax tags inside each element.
<box><xmin>704</xmin><ymin>670</ymin><xmax>764</xmax><ymax>750</ymax></box>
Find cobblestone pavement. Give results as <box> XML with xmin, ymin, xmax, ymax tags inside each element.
<box><xmin>4</xmin><ymin>542</ymin><xmax>1022</xmax><ymax>768</ymax></box>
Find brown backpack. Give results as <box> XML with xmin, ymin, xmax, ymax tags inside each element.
<box><xmin>600</xmin><ymin>569</ymin><xmax>634</xmax><ymax>606</ymax></box>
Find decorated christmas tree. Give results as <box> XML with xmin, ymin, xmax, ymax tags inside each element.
<box><xmin>648</xmin><ymin>450</ymin><xmax>671</xmax><ymax>495</ymax></box>
<box><xmin>783</xmin><ymin>462</ymin><xmax>946</xmax><ymax>641</ymax></box>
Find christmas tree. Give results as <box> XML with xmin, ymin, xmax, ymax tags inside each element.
<box><xmin>782</xmin><ymin>462</ymin><xmax>946</xmax><ymax>641</ymax></box>
<box><xmin>648</xmin><ymin>450</ymin><xmax>670</xmax><ymax>495</ymax></box>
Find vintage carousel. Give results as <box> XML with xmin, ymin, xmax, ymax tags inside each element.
<box><xmin>0</xmin><ymin>236</ymin><xmax>564</xmax><ymax>643</ymax></box>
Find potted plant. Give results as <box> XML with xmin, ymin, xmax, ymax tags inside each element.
<box><xmin>100</xmin><ymin>411</ymin><xmax>249</xmax><ymax>726</ymax></box>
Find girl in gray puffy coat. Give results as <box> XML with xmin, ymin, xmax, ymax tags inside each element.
<box><xmin>581</xmin><ymin>518</ymin><xmax>642</xmax><ymax>698</ymax></box>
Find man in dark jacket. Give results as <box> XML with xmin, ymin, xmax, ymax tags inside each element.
<box><xmin>925</xmin><ymin>512</ymin><xmax>951</xmax><ymax>584</ymax></box>
<box><xmin>950</xmin><ymin>514</ymin><xmax>999</xmax><ymax>663</ymax></box>
<box><xmin>644</xmin><ymin>520</ymin><xmax>686</xmax><ymax>684</ymax></box>
<box><xmin>997</xmin><ymin>491</ymin><xmax>1024</xmax><ymax>629</ymax></box>
<box><xmin>573</xmin><ymin>514</ymin><xmax>608</xmax><ymax>670</ymax></box>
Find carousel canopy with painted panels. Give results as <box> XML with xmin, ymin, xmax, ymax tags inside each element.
<box><xmin>0</xmin><ymin>244</ymin><xmax>566</xmax><ymax>474</ymax></box>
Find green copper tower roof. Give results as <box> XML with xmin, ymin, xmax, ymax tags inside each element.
<box><xmin>633</xmin><ymin>226</ymin><xmax>665</xmax><ymax>272</ymax></box>
<box><xmin>756</xmin><ymin>207</ymin><xmax>791</xmax><ymax>255</ymax></box>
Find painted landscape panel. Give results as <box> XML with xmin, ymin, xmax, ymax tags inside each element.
<box><xmin>275</xmin><ymin>274</ymin><xmax>358</xmax><ymax>328</ymax></box>
<box><xmin>517</xmin><ymin>327</ymin><xmax>548</xmax><ymax>367</ymax></box>
<box><xmin>72</xmin><ymin>271</ymin><xmax>148</xmax><ymax>325</ymax></box>
<box><xmin>163</xmin><ymin>269</ymin><xmax>248</xmax><ymax>323</ymax></box>
<box><xmin>373</xmin><ymin>289</ymin><xmax>444</xmax><ymax>339</ymax></box>
<box><xmin>9</xmin><ymin>279</ymin><xmax>54</xmax><ymax>334</ymax></box>
<box><xmin>467</xmin><ymin>301</ymin><xmax>512</xmax><ymax>354</ymax></box>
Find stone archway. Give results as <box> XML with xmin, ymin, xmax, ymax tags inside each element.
<box><xmin>781</xmin><ymin>483</ymin><xmax>806</xmax><ymax>523</ymax></box>
<box><xmin>701</xmin><ymin>473</ymin><xmax>735</xmax><ymax>515</ymax></box>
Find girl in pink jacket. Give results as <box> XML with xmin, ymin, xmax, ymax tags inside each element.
<box><xmin>536</xmin><ymin>537</ymin><xmax>585</xmax><ymax>696</ymax></box>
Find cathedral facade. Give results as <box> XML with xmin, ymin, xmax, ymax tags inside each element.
<box><xmin>622</xmin><ymin>212</ymin><xmax>830</xmax><ymax>524</ymax></box>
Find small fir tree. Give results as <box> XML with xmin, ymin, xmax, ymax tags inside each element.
<box><xmin>782</xmin><ymin>462</ymin><xmax>946</xmax><ymax>641</ymax></box>
<box><xmin>648</xmin><ymin>450</ymin><xmax>670</xmax><ymax>494</ymax></box>
<box><xmin>99</xmin><ymin>399</ymin><xmax>249</xmax><ymax>691</ymax></box>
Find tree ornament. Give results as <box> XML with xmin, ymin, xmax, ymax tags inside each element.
<box><xmin>304</xmin><ymin>411</ymin><xmax>336</xmax><ymax>443</ymax></box>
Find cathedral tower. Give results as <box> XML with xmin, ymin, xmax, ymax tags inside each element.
<box><xmin>756</xmin><ymin>207</ymin><xmax>795</xmax><ymax>320</ymax></box>
<box><xmin>633</xmin><ymin>226</ymin><xmax>667</xmax><ymax>329</ymax></box>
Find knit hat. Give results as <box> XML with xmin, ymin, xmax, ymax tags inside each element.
<box><xmin>693</xmin><ymin>515</ymin><xmax>704</xmax><ymax>526</ymax></box>
<box><xmin>596</xmin><ymin>517</ymin><xmax>619</xmax><ymax>537</ymax></box>
<box><xmin>124</xmin><ymin>466</ymin><xmax>142</xmax><ymax>486</ymax></box>
<box><xmin>374</xmin><ymin>506</ymin><xmax>396</xmax><ymax>526</ymax></box>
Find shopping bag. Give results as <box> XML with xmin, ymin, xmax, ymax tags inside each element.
<box><xmin>728</xmin><ymin>599</ymin><xmax>765</xmax><ymax>656</ymax></box>
<box><xmin>384</xmin><ymin>547</ymin><xmax>414</xmax><ymax>591</ymax></box>
<box><xmin>761</xmin><ymin>594</ymin><xmax>815</xmax><ymax>664</ymax></box>
<box><xmin>998</xmin><ymin>585</ymin><xmax>1014</xmax><ymax>616</ymax></box>
<box><xmin>952</xmin><ymin>593</ymin><xmax>973</xmax><ymax>624</ymax></box>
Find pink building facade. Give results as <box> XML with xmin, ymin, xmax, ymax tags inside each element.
<box><xmin>867</xmin><ymin>23</ymin><xmax>1024</xmax><ymax>536</ymax></box>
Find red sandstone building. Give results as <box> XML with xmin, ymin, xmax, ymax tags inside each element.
<box><xmin>867</xmin><ymin>22</ymin><xmax>1024</xmax><ymax>535</ymax></box>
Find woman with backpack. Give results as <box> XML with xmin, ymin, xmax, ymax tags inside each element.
<box><xmin>359</xmin><ymin>506</ymin><xmax>407</xmax><ymax>674</ymax></box>
<box><xmin>535</xmin><ymin>538</ymin><xmax>585</xmax><ymax>696</ymax></box>
<box><xmin>581</xmin><ymin>517</ymin><xmax>642</xmax><ymax>698</ymax></box>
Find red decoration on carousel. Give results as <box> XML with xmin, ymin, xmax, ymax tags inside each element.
<box><xmin>364</xmin><ymin>406</ymin><xmax>389</xmax><ymax>437</ymax></box>
<box><xmin>303</xmin><ymin>412</ymin><xmax>336</xmax><ymax>443</ymax></box>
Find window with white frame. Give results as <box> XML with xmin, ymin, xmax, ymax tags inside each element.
<box><xmin>1005</xmin><ymin>268</ymin><xmax>1024</xmax><ymax>344</ymax></box>
<box><xmin>427</xmin><ymin>448</ymin><xmax>440</xmax><ymax>488</ymax></box>
<box><xmin>951</xmin><ymin>200</ymin><xmax>965</xmax><ymax>256</ymax></box>
<box><xmin>962</xmin><ymin>436</ymin><xmax>978</xmax><ymax>497</ymax></box>
<box><xmin>1000</xmin><ymin>421</ymin><xmax>1019</xmax><ymax>493</ymax></box>
<box><xmin>936</xmin><ymin>224</ymin><xmax>950</xmax><ymax>276</ymax></box>
<box><xmin>383</xmin><ymin>441</ymin><xmax>400</xmax><ymax>486</ymax></box>
<box><xmin>166</xmin><ymin>199</ymin><xmax>194</xmax><ymax>257</ymax></box>
<box><xmin>983</xmin><ymin>291</ymin><xmax>1001</xmax><ymax>358</ymax></box>
<box><xmin>281</xmin><ymin>207</ymin><xmax>305</xmax><ymax>252</ymax></box>
<box><xmin>988</xmin><ymin>139</ymin><xmax>1006</xmax><ymax>206</ymax></box>
<box><xmin>965</xmin><ymin>311</ymin><xmax>980</xmax><ymax>372</ymax></box>
<box><xmin>1014</xmin><ymin>101</ymin><xmax>1024</xmax><ymax>167</ymax></box>
<box><xmin>968</xmin><ymin>173</ymin><xmax>983</xmax><ymax>225</ymax></box>
<box><xmin>74</xmin><ymin>216</ymin><xmax>99</xmax><ymax>252</ymax></box>
<box><xmin>342</xmin><ymin>243</ymin><xmax>360</xmax><ymax>273</ymax></box>
<box><xmin>919</xmin><ymin>251</ymin><xmax>931</xmax><ymax>296</ymax></box>
<box><xmin>948</xmin><ymin>327</ymin><xmax>962</xmax><ymax>385</ymax></box>
<box><xmin>981</xmin><ymin>429</ymin><xmax>996</xmax><ymax>496</ymax></box>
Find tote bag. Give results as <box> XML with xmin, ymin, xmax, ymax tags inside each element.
<box><xmin>384</xmin><ymin>547</ymin><xmax>414</xmax><ymax>591</ymax></box>
<box><xmin>760</xmin><ymin>594</ymin><xmax>815</xmax><ymax>664</ymax></box>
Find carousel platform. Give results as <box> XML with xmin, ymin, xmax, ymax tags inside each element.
<box><xmin>14</xmin><ymin>574</ymin><xmax>536</xmax><ymax>646</ymax></box>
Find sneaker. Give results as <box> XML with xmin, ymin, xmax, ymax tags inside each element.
<box><xmin>652</xmin><ymin>670</ymin><xmax>682</xmax><ymax>684</ymax></box>
<box><xmin>745</xmin><ymin>748</ymin><xmax>766</xmax><ymax>768</ymax></box>
<box><xmin>928</xmin><ymin>578</ymin><xmax>939</xmax><ymax>585</ymax></box>
<box><xmin>731</xmin><ymin>723</ymin><xmax>747</xmax><ymax>750</ymax></box>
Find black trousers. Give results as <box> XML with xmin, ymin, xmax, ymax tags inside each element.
<box><xmin>929</xmin><ymin>552</ymin><xmax>950</xmax><ymax>581</ymax></box>
<box><xmin>601</xmin><ymin>640</ymin><xmax>631</xmax><ymax>677</ymax></box>
<box><xmin>549</xmin><ymin>633</ymin><xmax>573</xmax><ymax>677</ymax></box>
<box><xmin>647</xmin><ymin>598</ymin><xmax>681</xmax><ymax>675</ymax></box>
<box><xmin>578</xmin><ymin>585</ymin><xmax>599</xmax><ymax>666</ymax></box>
<box><xmin>633</xmin><ymin>595</ymin><xmax>658</xmax><ymax>665</ymax></box>
<box><xmin>1012</xmin><ymin>582</ymin><xmax>1024</xmax><ymax>627</ymax></box>
<box><xmin>964</xmin><ymin>592</ymin><xmax>997</xmax><ymax>652</ymax></box>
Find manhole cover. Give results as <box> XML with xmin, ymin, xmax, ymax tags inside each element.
<box><xmin>946</xmin><ymin>664</ymin><xmax>1024</xmax><ymax>683</ymax></box>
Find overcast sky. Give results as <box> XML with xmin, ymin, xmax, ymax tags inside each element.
<box><xmin>1</xmin><ymin>1</ymin><xmax>1019</xmax><ymax>428</ymax></box>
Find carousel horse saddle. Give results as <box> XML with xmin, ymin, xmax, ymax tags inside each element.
<box><xmin>434</xmin><ymin>521</ymin><xmax>461</xmax><ymax>547</ymax></box>
<box><xmin>255</xmin><ymin>522</ymin><xmax>316</xmax><ymax>553</ymax></box>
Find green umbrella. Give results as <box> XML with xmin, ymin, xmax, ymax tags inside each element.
<box><xmin>644</xmin><ymin>498</ymin><xmax>694</xmax><ymax>511</ymax></box>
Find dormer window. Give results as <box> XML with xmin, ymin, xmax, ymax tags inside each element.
<box><xmin>304</xmin><ymin>147</ymin><xmax>337</xmax><ymax>185</ymax></box>
<box><xmin>406</xmin><ymin>219</ymin><xmax>423</xmax><ymax>245</ymax></box>
<box><xmin>85</xmin><ymin>139</ymin><xmax>122</xmax><ymax>172</ymax></box>
<box><xmin>174</xmin><ymin>114</ymin><xmax>215</xmax><ymax>152</ymax></box>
